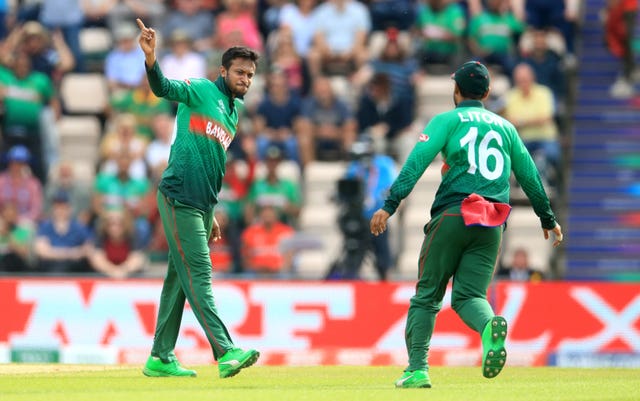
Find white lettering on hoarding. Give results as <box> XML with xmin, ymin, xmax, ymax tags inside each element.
<box><xmin>10</xmin><ymin>283</ymin><xmax>160</xmax><ymax>347</ymax></box>
<box><xmin>497</xmin><ymin>285</ymin><xmax>551</xmax><ymax>353</ymax></box>
<box><xmin>243</xmin><ymin>285</ymin><xmax>354</xmax><ymax>349</ymax></box>
<box><xmin>557</xmin><ymin>287</ymin><xmax>640</xmax><ymax>352</ymax></box>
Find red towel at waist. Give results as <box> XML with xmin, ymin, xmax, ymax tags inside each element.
<box><xmin>460</xmin><ymin>193</ymin><xmax>511</xmax><ymax>227</ymax></box>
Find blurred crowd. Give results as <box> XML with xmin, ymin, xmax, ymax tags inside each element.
<box><xmin>0</xmin><ymin>0</ymin><xmax>583</xmax><ymax>280</ymax></box>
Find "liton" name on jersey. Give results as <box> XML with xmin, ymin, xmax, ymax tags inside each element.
<box><xmin>457</xmin><ymin>111</ymin><xmax>504</xmax><ymax>127</ymax></box>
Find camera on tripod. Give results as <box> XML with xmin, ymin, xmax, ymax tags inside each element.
<box><xmin>335</xmin><ymin>177</ymin><xmax>368</xmax><ymax>239</ymax></box>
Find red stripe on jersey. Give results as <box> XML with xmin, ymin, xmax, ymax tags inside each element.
<box><xmin>188</xmin><ymin>115</ymin><xmax>233</xmax><ymax>150</ymax></box>
<box><xmin>189</xmin><ymin>115</ymin><xmax>208</xmax><ymax>133</ymax></box>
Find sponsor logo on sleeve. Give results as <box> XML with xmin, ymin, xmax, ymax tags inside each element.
<box><xmin>419</xmin><ymin>134</ymin><xmax>430</xmax><ymax>142</ymax></box>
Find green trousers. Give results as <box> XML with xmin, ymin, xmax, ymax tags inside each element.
<box><xmin>151</xmin><ymin>190</ymin><xmax>234</xmax><ymax>361</ymax></box>
<box><xmin>405</xmin><ymin>205</ymin><xmax>502</xmax><ymax>371</ymax></box>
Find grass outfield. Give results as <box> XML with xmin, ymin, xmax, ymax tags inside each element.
<box><xmin>1</xmin><ymin>365</ymin><xmax>639</xmax><ymax>401</ymax></box>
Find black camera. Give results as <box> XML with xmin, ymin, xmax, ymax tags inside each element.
<box><xmin>327</xmin><ymin>177</ymin><xmax>370</xmax><ymax>280</ymax></box>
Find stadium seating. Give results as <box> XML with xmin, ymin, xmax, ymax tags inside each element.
<box><xmin>55</xmin><ymin>115</ymin><xmax>101</xmax><ymax>182</ymax></box>
<box><xmin>59</xmin><ymin>73</ymin><xmax>109</xmax><ymax>115</ymax></box>
<box><xmin>79</xmin><ymin>27</ymin><xmax>113</xmax><ymax>72</ymax></box>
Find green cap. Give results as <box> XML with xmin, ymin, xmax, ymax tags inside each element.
<box><xmin>452</xmin><ymin>61</ymin><xmax>490</xmax><ymax>96</ymax></box>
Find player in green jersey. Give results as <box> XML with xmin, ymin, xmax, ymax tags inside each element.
<box><xmin>136</xmin><ymin>19</ymin><xmax>260</xmax><ymax>380</ymax></box>
<box><xmin>370</xmin><ymin>61</ymin><xmax>563</xmax><ymax>389</ymax></box>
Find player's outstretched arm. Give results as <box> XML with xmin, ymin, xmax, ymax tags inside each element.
<box><xmin>543</xmin><ymin>223</ymin><xmax>563</xmax><ymax>247</ymax></box>
<box><xmin>136</xmin><ymin>18</ymin><xmax>157</xmax><ymax>67</ymax></box>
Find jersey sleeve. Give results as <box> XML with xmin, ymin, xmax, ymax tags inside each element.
<box><xmin>509</xmin><ymin>128</ymin><xmax>557</xmax><ymax>229</ymax></box>
<box><xmin>382</xmin><ymin>115</ymin><xmax>448</xmax><ymax>215</ymax></box>
<box><xmin>145</xmin><ymin>61</ymin><xmax>205</xmax><ymax>107</ymax></box>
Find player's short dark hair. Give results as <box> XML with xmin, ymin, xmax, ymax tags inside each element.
<box><xmin>221</xmin><ymin>46</ymin><xmax>260</xmax><ymax>70</ymax></box>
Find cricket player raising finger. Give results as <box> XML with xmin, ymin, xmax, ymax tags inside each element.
<box><xmin>136</xmin><ymin>18</ymin><xmax>261</xmax><ymax>380</ymax></box>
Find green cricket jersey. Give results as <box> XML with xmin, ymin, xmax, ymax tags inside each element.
<box><xmin>469</xmin><ymin>11</ymin><xmax>524</xmax><ymax>54</ymax></box>
<box><xmin>0</xmin><ymin>65</ymin><xmax>54</xmax><ymax>131</ymax></box>
<box><xmin>382</xmin><ymin>100</ymin><xmax>556</xmax><ymax>229</ymax></box>
<box><xmin>146</xmin><ymin>62</ymin><xmax>242</xmax><ymax>212</ymax></box>
<box><xmin>416</xmin><ymin>2</ymin><xmax>466</xmax><ymax>56</ymax></box>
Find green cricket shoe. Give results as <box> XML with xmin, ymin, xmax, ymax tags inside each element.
<box><xmin>394</xmin><ymin>370</ymin><xmax>432</xmax><ymax>388</ymax></box>
<box><xmin>218</xmin><ymin>348</ymin><xmax>260</xmax><ymax>378</ymax></box>
<box><xmin>481</xmin><ymin>315</ymin><xmax>508</xmax><ymax>379</ymax></box>
<box><xmin>142</xmin><ymin>356</ymin><xmax>197</xmax><ymax>377</ymax></box>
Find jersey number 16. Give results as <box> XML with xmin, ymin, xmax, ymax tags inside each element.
<box><xmin>459</xmin><ymin>127</ymin><xmax>504</xmax><ymax>180</ymax></box>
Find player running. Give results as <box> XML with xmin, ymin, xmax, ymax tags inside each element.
<box><xmin>136</xmin><ymin>18</ymin><xmax>260</xmax><ymax>379</ymax></box>
<box><xmin>370</xmin><ymin>61</ymin><xmax>563</xmax><ymax>388</ymax></box>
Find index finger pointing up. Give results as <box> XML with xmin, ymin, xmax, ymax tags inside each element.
<box><xmin>136</xmin><ymin>18</ymin><xmax>147</xmax><ymax>31</ymax></box>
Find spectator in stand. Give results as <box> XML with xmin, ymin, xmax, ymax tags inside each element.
<box><xmin>496</xmin><ymin>247</ymin><xmax>543</xmax><ymax>281</ymax></box>
<box><xmin>0</xmin><ymin>21</ymin><xmax>75</xmax><ymax>82</ymax></box>
<box><xmin>213</xmin><ymin>0</ymin><xmax>264</xmax><ymax>55</ymax></box>
<box><xmin>519</xmin><ymin>29</ymin><xmax>566</xmax><ymax>105</ymax></box>
<box><xmin>82</xmin><ymin>0</ymin><xmax>118</xmax><ymax>28</ymax></box>
<box><xmin>34</xmin><ymin>190</ymin><xmax>93</xmax><ymax>274</ymax></box>
<box><xmin>0</xmin><ymin>51</ymin><xmax>58</xmax><ymax>183</ymax></box>
<box><xmin>266</xmin><ymin>27</ymin><xmax>305</xmax><ymax>95</ymax></box>
<box><xmin>468</xmin><ymin>0</ymin><xmax>524</xmax><ymax>77</ymax></box>
<box><xmin>144</xmin><ymin>113</ymin><xmax>175</xmax><ymax>184</ymax></box>
<box><xmin>356</xmin><ymin>72</ymin><xmax>414</xmax><ymax>162</ymax></box>
<box><xmin>306</xmin><ymin>0</ymin><xmax>371</xmax><ymax>77</ymax></box>
<box><xmin>160</xmin><ymin>30</ymin><xmax>207</xmax><ymax>81</ymax></box>
<box><xmin>38</xmin><ymin>0</ymin><xmax>85</xmax><ymax>72</ymax></box>
<box><xmin>298</xmin><ymin>75</ymin><xmax>358</xmax><ymax>162</ymax></box>
<box><xmin>92</xmin><ymin>150</ymin><xmax>153</xmax><ymax>248</ymax></box>
<box><xmin>105</xmin><ymin>22</ymin><xmax>146</xmax><ymax>92</ymax></box>
<box><xmin>89</xmin><ymin>208</ymin><xmax>147</xmax><ymax>279</ymax></box>
<box><xmin>107</xmin><ymin>0</ymin><xmax>166</xmax><ymax>31</ymax></box>
<box><xmin>252</xmin><ymin>70</ymin><xmax>302</xmax><ymax>166</ymax></box>
<box><xmin>44</xmin><ymin>161</ymin><xmax>92</xmax><ymax>224</ymax></box>
<box><xmin>353</xmin><ymin>27</ymin><xmax>419</xmax><ymax>103</ymax></box>
<box><xmin>414</xmin><ymin>0</ymin><xmax>466</xmax><ymax>70</ymax></box>
<box><xmin>368</xmin><ymin>0</ymin><xmax>416</xmax><ymax>31</ymax></box>
<box><xmin>246</xmin><ymin>145</ymin><xmax>302</xmax><ymax>227</ymax></box>
<box><xmin>99</xmin><ymin>113</ymin><xmax>149</xmax><ymax>180</ymax></box>
<box><xmin>109</xmin><ymin>78</ymin><xmax>173</xmax><ymax>142</ymax></box>
<box><xmin>241</xmin><ymin>202</ymin><xmax>296</xmax><ymax>276</ymax></box>
<box><xmin>0</xmin><ymin>146</ymin><xmax>43</xmax><ymax>223</ymax></box>
<box><xmin>525</xmin><ymin>0</ymin><xmax>579</xmax><ymax>55</ymax></box>
<box><xmin>278</xmin><ymin>0</ymin><xmax>318</xmax><ymax>60</ymax></box>
<box><xmin>604</xmin><ymin>0</ymin><xmax>638</xmax><ymax>99</ymax></box>
<box><xmin>258</xmin><ymin>0</ymin><xmax>289</xmax><ymax>40</ymax></box>
<box><xmin>162</xmin><ymin>0</ymin><xmax>215</xmax><ymax>53</ymax></box>
<box><xmin>502</xmin><ymin>63</ymin><xmax>560</xmax><ymax>188</ymax></box>
<box><xmin>0</xmin><ymin>202</ymin><xmax>35</xmax><ymax>273</ymax></box>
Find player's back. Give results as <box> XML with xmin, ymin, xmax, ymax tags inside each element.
<box><xmin>431</xmin><ymin>101</ymin><xmax>519</xmax><ymax>216</ymax></box>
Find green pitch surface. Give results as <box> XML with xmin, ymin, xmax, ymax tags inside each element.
<box><xmin>1</xmin><ymin>365</ymin><xmax>639</xmax><ymax>401</ymax></box>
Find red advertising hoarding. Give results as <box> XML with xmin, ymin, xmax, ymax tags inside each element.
<box><xmin>1</xmin><ymin>279</ymin><xmax>639</xmax><ymax>366</ymax></box>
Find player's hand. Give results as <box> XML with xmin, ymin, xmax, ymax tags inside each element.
<box><xmin>543</xmin><ymin>223</ymin><xmax>563</xmax><ymax>247</ymax></box>
<box><xmin>136</xmin><ymin>18</ymin><xmax>156</xmax><ymax>56</ymax></box>
<box><xmin>210</xmin><ymin>217</ymin><xmax>222</xmax><ymax>242</ymax></box>
<box><xmin>370</xmin><ymin>209</ymin><xmax>390</xmax><ymax>236</ymax></box>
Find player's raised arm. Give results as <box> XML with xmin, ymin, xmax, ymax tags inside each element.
<box><xmin>136</xmin><ymin>18</ymin><xmax>156</xmax><ymax>67</ymax></box>
<box><xmin>137</xmin><ymin>17</ymin><xmax>202</xmax><ymax>106</ymax></box>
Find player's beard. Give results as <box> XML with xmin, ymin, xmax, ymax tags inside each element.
<box><xmin>226</xmin><ymin>75</ymin><xmax>248</xmax><ymax>97</ymax></box>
